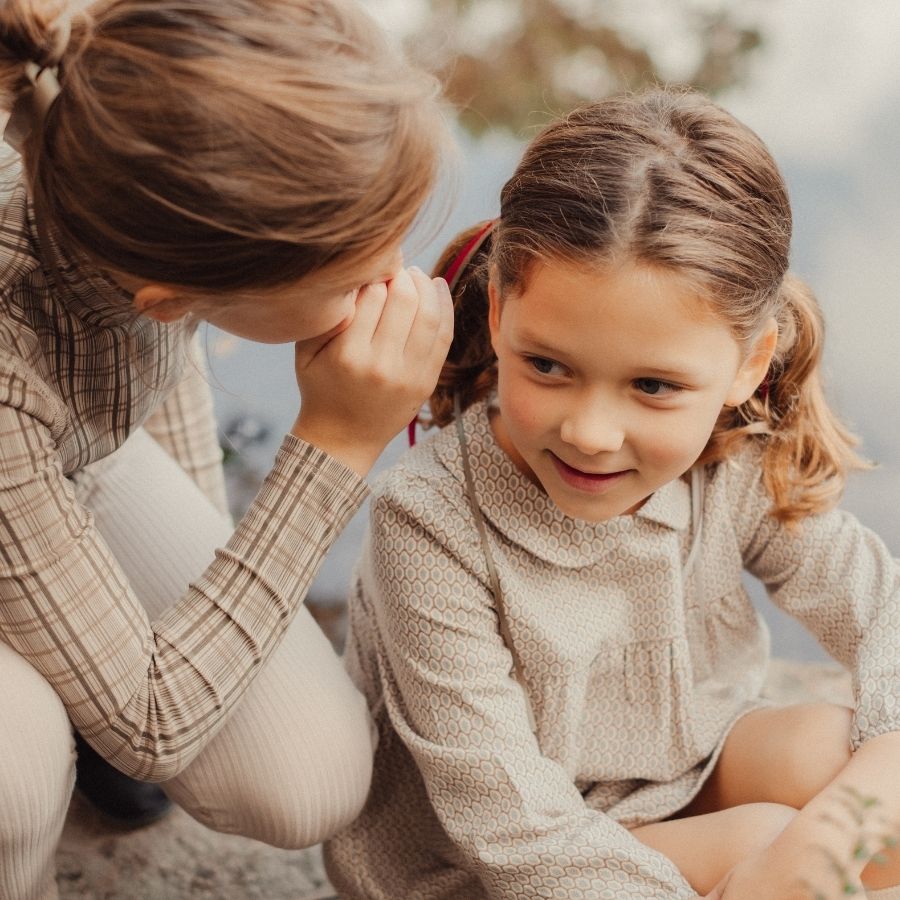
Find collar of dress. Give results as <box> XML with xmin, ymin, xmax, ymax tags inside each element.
<box><xmin>433</xmin><ymin>398</ymin><xmax>692</xmax><ymax>569</ymax></box>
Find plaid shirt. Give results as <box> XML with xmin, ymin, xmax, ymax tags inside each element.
<box><xmin>0</xmin><ymin>171</ymin><xmax>367</xmax><ymax>780</ymax></box>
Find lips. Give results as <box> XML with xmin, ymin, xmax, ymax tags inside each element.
<box><xmin>550</xmin><ymin>453</ymin><xmax>629</xmax><ymax>493</ymax></box>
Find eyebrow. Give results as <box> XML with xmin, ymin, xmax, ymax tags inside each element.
<box><xmin>516</xmin><ymin>330</ymin><xmax>704</xmax><ymax>382</ymax></box>
<box><xmin>515</xmin><ymin>331</ymin><xmax>566</xmax><ymax>358</ymax></box>
<box><xmin>636</xmin><ymin>366</ymin><xmax>702</xmax><ymax>382</ymax></box>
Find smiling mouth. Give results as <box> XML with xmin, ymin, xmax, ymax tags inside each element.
<box><xmin>550</xmin><ymin>454</ymin><xmax>630</xmax><ymax>493</ymax></box>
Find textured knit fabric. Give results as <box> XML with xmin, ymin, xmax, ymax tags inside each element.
<box><xmin>324</xmin><ymin>398</ymin><xmax>900</xmax><ymax>899</ymax></box>
<box><xmin>0</xmin><ymin>174</ymin><xmax>369</xmax><ymax>781</ymax></box>
<box><xmin>141</xmin><ymin>350</ymin><xmax>230</xmax><ymax>518</ymax></box>
<box><xmin>78</xmin><ymin>429</ymin><xmax>375</xmax><ymax>848</ymax></box>
<box><xmin>0</xmin><ymin>639</ymin><xmax>75</xmax><ymax>900</ymax></box>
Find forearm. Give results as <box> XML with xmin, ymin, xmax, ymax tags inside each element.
<box><xmin>2</xmin><ymin>432</ymin><xmax>367</xmax><ymax>782</ymax></box>
<box><xmin>768</xmin><ymin>730</ymin><xmax>900</xmax><ymax>893</ymax></box>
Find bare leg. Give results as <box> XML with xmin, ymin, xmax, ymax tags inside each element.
<box><xmin>630</xmin><ymin>803</ymin><xmax>795</xmax><ymax>894</ymax></box>
<box><xmin>678</xmin><ymin>704</ymin><xmax>900</xmax><ymax>890</ymax></box>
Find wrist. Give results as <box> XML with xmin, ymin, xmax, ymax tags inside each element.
<box><xmin>290</xmin><ymin>416</ymin><xmax>385</xmax><ymax>477</ymax></box>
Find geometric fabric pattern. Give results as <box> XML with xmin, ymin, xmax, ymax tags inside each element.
<box><xmin>325</xmin><ymin>398</ymin><xmax>900</xmax><ymax>898</ymax></box>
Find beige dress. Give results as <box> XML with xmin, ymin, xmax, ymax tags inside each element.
<box><xmin>325</xmin><ymin>398</ymin><xmax>900</xmax><ymax>898</ymax></box>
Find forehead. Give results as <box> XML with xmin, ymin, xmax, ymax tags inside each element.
<box><xmin>506</xmin><ymin>258</ymin><xmax>716</xmax><ymax>322</ymax></box>
<box><xmin>500</xmin><ymin>258</ymin><xmax>740</xmax><ymax>368</ymax></box>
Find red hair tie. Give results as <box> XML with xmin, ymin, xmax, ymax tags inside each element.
<box><xmin>408</xmin><ymin>219</ymin><xmax>497</xmax><ymax>447</ymax></box>
<box><xmin>443</xmin><ymin>219</ymin><xmax>497</xmax><ymax>293</ymax></box>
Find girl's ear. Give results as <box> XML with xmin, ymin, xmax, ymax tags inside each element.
<box><xmin>132</xmin><ymin>284</ymin><xmax>194</xmax><ymax>323</ymax></box>
<box><xmin>488</xmin><ymin>278</ymin><xmax>502</xmax><ymax>351</ymax></box>
<box><xmin>725</xmin><ymin>317</ymin><xmax>779</xmax><ymax>407</ymax></box>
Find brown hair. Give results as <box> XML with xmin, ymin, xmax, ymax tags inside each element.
<box><xmin>430</xmin><ymin>88</ymin><xmax>866</xmax><ymax>526</ymax></box>
<box><xmin>0</xmin><ymin>0</ymin><xmax>446</xmax><ymax>292</ymax></box>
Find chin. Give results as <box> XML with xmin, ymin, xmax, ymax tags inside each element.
<box><xmin>543</xmin><ymin>490</ymin><xmax>622</xmax><ymax>523</ymax></box>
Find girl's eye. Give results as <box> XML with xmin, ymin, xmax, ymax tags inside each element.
<box><xmin>528</xmin><ymin>356</ymin><xmax>564</xmax><ymax>377</ymax></box>
<box><xmin>634</xmin><ymin>378</ymin><xmax>681</xmax><ymax>396</ymax></box>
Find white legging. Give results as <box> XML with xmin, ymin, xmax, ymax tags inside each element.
<box><xmin>0</xmin><ymin>429</ymin><xmax>374</xmax><ymax>899</ymax></box>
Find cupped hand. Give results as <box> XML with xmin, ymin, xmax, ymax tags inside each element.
<box><xmin>291</xmin><ymin>266</ymin><xmax>453</xmax><ymax>475</ymax></box>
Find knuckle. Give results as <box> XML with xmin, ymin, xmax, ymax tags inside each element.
<box><xmin>360</xmin><ymin>281</ymin><xmax>388</xmax><ymax>302</ymax></box>
<box><xmin>367</xmin><ymin>364</ymin><xmax>394</xmax><ymax>389</ymax></box>
<box><xmin>386</xmin><ymin>268</ymin><xmax>416</xmax><ymax>302</ymax></box>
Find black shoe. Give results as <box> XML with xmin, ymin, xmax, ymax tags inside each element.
<box><xmin>74</xmin><ymin>731</ymin><xmax>173</xmax><ymax>829</ymax></box>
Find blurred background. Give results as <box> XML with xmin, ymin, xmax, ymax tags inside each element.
<box><xmin>206</xmin><ymin>0</ymin><xmax>900</xmax><ymax>662</ymax></box>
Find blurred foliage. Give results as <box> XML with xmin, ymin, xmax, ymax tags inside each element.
<box><xmin>405</xmin><ymin>0</ymin><xmax>764</xmax><ymax>137</ymax></box>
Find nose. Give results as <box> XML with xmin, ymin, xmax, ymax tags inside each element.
<box><xmin>559</xmin><ymin>398</ymin><xmax>625</xmax><ymax>456</ymax></box>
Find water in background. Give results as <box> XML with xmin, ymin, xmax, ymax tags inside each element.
<box><xmin>207</xmin><ymin>5</ymin><xmax>900</xmax><ymax>663</ymax></box>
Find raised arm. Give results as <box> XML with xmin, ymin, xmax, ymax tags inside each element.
<box><xmin>0</xmin><ymin>382</ymin><xmax>367</xmax><ymax>781</ymax></box>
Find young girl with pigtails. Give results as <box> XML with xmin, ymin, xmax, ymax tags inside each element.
<box><xmin>0</xmin><ymin>0</ymin><xmax>453</xmax><ymax>896</ymax></box>
<box><xmin>325</xmin><ymin>89</ymin><xmax>900</xmax><ymax>899</ymax></box>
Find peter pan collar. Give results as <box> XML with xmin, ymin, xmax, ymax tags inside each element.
<box><xmin>433</xmin><ymin>398</ymin><xmax>691</xmax><ymax>568</ymax></box>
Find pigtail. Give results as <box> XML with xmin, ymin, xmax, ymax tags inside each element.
<box><xmin>425</xmin><ymin>220</ymin><xmax>497</xmax><ymax>428</ymax></box>
<box><xmin>704</xmin><ymin>273</ymin><xmax>869</xmax><ymax>526</ymax></box>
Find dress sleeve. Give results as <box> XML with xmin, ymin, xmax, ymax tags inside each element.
<box><xmin>366</xmin><ymin>477</ymin><xmax>696</xmax><ymax>898</ymax></box>
<box><xmin>0</xmin><ymin>375</ymin><xmax>368</xmax><ymax>781</ymax></box>
<box><xmin>141</xmin><ymin>334</ymin><xmax>229</xmax><ymax>517</ymax></box>
<box><xmin>727</xmin><ymin>446</ymin><xmax>900</xmax><ymax>750</ymax></box>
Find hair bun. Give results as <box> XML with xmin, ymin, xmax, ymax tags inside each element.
<box><xmin>0</xmin><ymin>1</ymin><xmax>72</xmax><ymax>70</ymax></box>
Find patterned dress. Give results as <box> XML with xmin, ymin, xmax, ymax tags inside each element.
<box><xmin>325</xmin><ymin>398</ymin><xmax>900</xmax><ymax>898</ymax></box>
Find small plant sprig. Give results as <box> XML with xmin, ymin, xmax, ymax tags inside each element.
<box><xmin>796</xmin><ymin>785</ymin><xmax>900</xmax><ymax>899</ymax></box>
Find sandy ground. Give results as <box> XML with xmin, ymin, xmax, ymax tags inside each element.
<box><xmin>56</xmin><ymin>659</ymin><xmax>852</xmax><ymax>899</ymax></box>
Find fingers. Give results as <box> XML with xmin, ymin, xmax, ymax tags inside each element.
<box><xmin>369</xmin><ymin>268</ymin><xmax>420</xmax><ymax>356</ymax></box>
<box><xmin>401</xmin><ymin>268</ymin><xmax>452</xmax><ymax>367</ymax></box>
<box><xmin>369</xmin><ymin>266</ymin><xmax>451</xmax><ymax>362</ymax></box>
<box><xmin>345</xmin><ymin>280</ymin><xmax>389</xmax><ymax>340</ymax></box>
<box><xmin>291</xmin><ymin>262</ymin><xmax>454</xmax><ymax>475</ymax></box>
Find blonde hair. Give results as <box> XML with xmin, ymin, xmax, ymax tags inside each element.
<box><xmin>0</xmin><ymin>0</ymin><xmax>445</xmax><ymax>291</ymax></box>
<box><xmin>431</xmin><ymin>89</ymin><xmax>866</xmax><ymax>526</ymax></box>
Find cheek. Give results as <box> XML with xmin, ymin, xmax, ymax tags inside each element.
<box><xmin>643</xmin><ymin>404</ymin><xmax>722</xmax><ymax>470</ymax></box>
<box><xmin>306</xmin><ymin>291</ymin><xmax>356</xmax><ymax>331</ymax></box>
<box><xmin>497</xmin><ymin>369</ymin><xmax>547</xmax><ymax>441</ymax></box>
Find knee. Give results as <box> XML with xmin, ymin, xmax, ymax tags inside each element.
<box><xmin>247</xmin><ymin>703</ymin><xmax>375</xmax><ymax>849</ymax></box>
<box><xmin>0</xmin><ymin>651</ymin><xmax>75</xmax><ymax>841</ymax></box>
<box><xmin>729</xmin><ymin>802</ymin><xmax>797</xmax><ymax>854</ymax></box>
<box><xmin>783</xmin><ymin>704</ymin><xmax>852</xmax><ymax>806</ymax></box>
<box><xmin>171</xmin><ymin>691</ymin><xmax>375</xmax><ymax>850</ymax></box>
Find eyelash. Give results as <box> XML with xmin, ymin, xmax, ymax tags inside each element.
<box><xmin>633</xmin><ymin>378</ymin><xmax>683</xmax><ymax>396</ymax></box>
<box><xmin>526</xmin><ymin>359</ymin><xmax>684</xmax><ymax>397</ymax></box>
<box><xmin>527</xmin><ymin>356</ymin><xmax>566</xmax><ymax>377</ymax></box>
